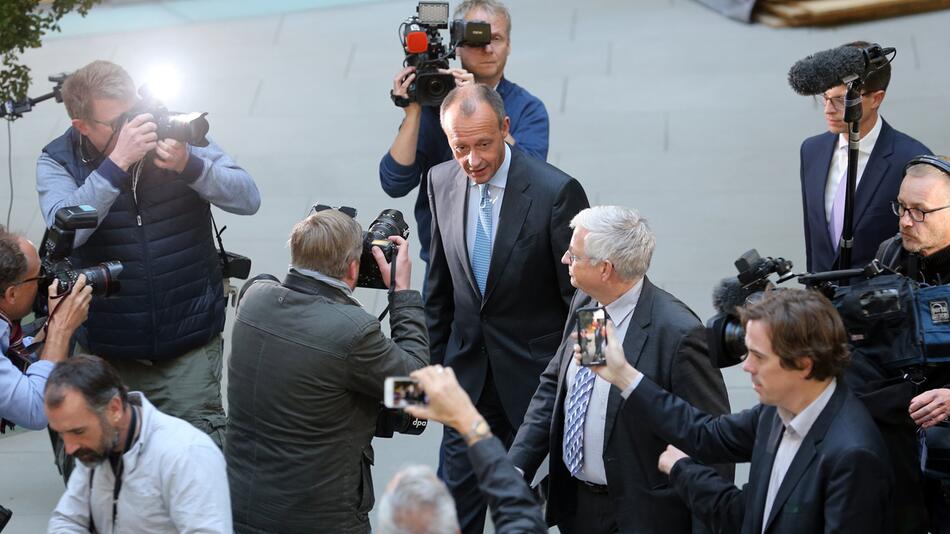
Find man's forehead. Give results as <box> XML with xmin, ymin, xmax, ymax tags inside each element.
<box><xmin>90</xmin><ymin>97</ymin><xmax>133</xmax><ymax>120</ymax></box>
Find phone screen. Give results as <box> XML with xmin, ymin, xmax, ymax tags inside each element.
<box><xmin>384</xmin><ymin>377</ymin><xmax>428</xmax><ymax>408</ymax></box>
<box><xmin>576</xmin><ymin>306</ymin><xmax>608</xmax><ymax>366</ymax></box>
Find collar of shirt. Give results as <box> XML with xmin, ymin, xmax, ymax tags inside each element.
<box><xmin>836</xmin><ymin>114</ymin><xmax>882</xmax><ymax>155</ymax></box>
<box><xmin>598</xmin><ymin>277</ymin><xmax>644</xmax><ymax>335</ymax></box>
<box><xmin>776</xmin><ymin>378</ymin><xmax>837</xmax><ymax>438</ymax></box>
<box><xmin>289</xmin><ymin>266</ymin><xmax>362</xmax><ymax>305</ymax></box>
<box><xmin>469</xmin><ymin>144</ymin><xmax>511</xmax><ymax>192</ymax></box>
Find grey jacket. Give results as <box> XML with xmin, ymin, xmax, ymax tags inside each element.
<box><xmin>225</xmin><ymin>271</ymin><xmax>429</xmax><ymax>534</ymax></box>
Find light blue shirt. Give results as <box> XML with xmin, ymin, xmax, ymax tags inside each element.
<box><xmin>466</xmin><ymin>144</ymin><xmax>511</xmax><ymax>261</ymax></box>
<box><xmin>0</xmin><ymin>320</ymin><xmax>53</xmax><ymax>430</ymax></box>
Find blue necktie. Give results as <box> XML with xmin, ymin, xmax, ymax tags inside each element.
<box><xmin>471</xmin><ymin>184</ymin><xmax>493</xmax><ymax>295</ymax></box>
<box><xmin>563</xmin><ymin>366</ymin><xmax>596</xmax><ymax>476</ymax></box>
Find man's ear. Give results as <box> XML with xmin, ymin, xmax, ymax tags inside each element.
<box><xmin>0</xmin><ymin>285</ymin><xmax>15</xmax><ymax>305</ymax></box>
<box><xmin>72</xmin><ymin>118</ymin><xmax>92</xmax><ymax>137</ymax></box>
<box><xmin>796</xmin><ymin>355</ymin><xmax>815</xmax><ymax>379</ymax></box>
<box><xmin>868</xmin><ymin>90</ymin><xmax>885</xmax><ymax>113</ymax></box>
<box><xmin>108</xmin><ymin>395</ymin><xmax>124</xmax><ymax>424</ymax></box>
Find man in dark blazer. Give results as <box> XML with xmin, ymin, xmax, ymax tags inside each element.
<box><xmin>426</xmin><ymin>83</ymin><xmax>589</xmax><ymax>534</ymax></box>
<box><xmin>592</xmin><ymin>289</ymin><xmax>893</xmax><ymax>534</ymax></box>
<box><xmin>800</xmin><ymin>40</ymin><xmax>930</xmax><ymax>273</ymax></box>
<box><xmin>508</xmin><ymin>206</ymin><xmax>731</xmax><ymax>534</ymax></box>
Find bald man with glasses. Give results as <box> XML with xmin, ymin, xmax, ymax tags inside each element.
<box><xmin>799</xmin><ymin>40</ymin><xmax>930</xmax><ymax>274</ymax></box>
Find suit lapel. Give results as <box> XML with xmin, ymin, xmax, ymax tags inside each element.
<box><xmin>851</xmin><ymin>119</ymin><xmax>895</xmax><ymax>230</ymax></box>
<box><xmin>446</xmin><ymin>165</ymin><xmax>480</xmax><ymax>297</ymax></box>
<box><xmin>482</xmin><ymin>149</ymin><xmax>531</xmax><ymax>307</ymax></box>
<box><xmin>750</xmin><ymin>410</ymin><xmax>784</xmax><ymax>534</ymax></box>
<box><xmin>807</xmin><ymin>133</ymin><xmax>838</xmax><ymax>257</ymax></box>
<box><xmin>762</xmin><ymin>383</ymin><xmax>847</xmax><ymax>532</ymax></box>
<box><xmin>603</xmin><ymin>278</ymin><xmax>653</xmax><ymax>450</ymax></box>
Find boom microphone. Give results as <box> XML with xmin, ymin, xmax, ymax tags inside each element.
<box><xmin>711</xmin><ymin>277</ymin><xmax>751</xmax><ymax>315</ymax></box>
<box><xmin>787</xmin><ymin>44</ymin><xmax>895</xmax><ymax>96</ymax></box>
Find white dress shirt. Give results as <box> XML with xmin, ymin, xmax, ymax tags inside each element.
<box><xmin>563</xmin><ymin>279</ymin><xmax>643</xmax><ymax>485</ymax></box>
<box><xmin>761</xmin><ymin>379</ymin><xmax>837</xmax><ymax>531</ymax></box>
<box><xmin>824</xmin><ymin>116</ymin><xmax>882</xmax><ymax>222</ymax></box>
<box><xmin>466</xmin><ymin>144</ymin><xmax>511</xmax><ymax>261</ymax></box>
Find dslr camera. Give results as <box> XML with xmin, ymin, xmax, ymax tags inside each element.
<box><xmin>34</xmin><ymin>206</ymin><xmax>122</xmax><ymax>312</ymax></box>
<box><xmin>119</xmin><ymin>85</ymin><xmax>210</xmax><ymax>147</ymax></box>
<box><xmin>397</xmin><ymin>1</ymin><xmax>492</xmax><ymax>106</ymax></box>
<box><xmin>357</xmin><ymin>209</ymin><xmax>410</xmax><ymax>290</ymax></box>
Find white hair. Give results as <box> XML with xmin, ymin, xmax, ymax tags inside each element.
<box><xmin>377</xmin><ymin>465</ymin><xmax>459</xmax><ymax>534</ymax></box>
<box><xmin>570</xmin><ymin>206</ymin><xmax>655</xmax><ymax>281</ymax></box>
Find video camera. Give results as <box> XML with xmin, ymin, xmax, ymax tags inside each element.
<box><xmin>706</xmin><ymin>248</ymin><xmax>950</xmax><ymax>374</ymax></box>
<box><xmin>118</xmin><ymin>85</ymin><xmax>210</xmax><ymax>147</ymax></box>
<box><xmin>397</xmin><ymin>1</ymin><xmax>492</xmax><ymax>106</ymax></box>
<box><xmin>34</xmin><ymin>206</ymin><xmax>122</xmax><ymax>315</ymax></box>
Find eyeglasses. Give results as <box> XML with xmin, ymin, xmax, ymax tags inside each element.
<box><xmin>566</xmin><ymin>251</ymin><xmax>594</xmax><ymax>264</ymax></box>
<box><xmin>310</xmin><ymin>204</ymin><xmax>357</xmax><ymax>218</ymax></box>
<box><xmin>814</xmin><ymin>91</ymin><xmax>872</xmax><ymax>112</ymax></box>
<box><xmin>891</xmin><ymin>201</ymin><xmax>950</xmax><ymax>222</ymax></box>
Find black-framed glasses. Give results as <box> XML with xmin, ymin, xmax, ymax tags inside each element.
<box><xmin>891</xmin><ymin>200</ymin><xmax>950</xmax><ymax>222</ymax></box>
<box><xmin>310</xmin><ymin>204</ymin><xmax>357</xmax><ymax>219</ymax></box>
<box><xmin>814</xmin><ymin>91</ymin><xmax>873</xmax><ymax>112</ymax></box>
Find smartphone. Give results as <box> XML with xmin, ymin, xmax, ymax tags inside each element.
<box><xmin>384</xmin><ymin>377</ymin><xmax>428</xmax><ymax>408</ymax></box>
<box><xmin>576</xmin><ymin>306</ymin><xmax>608</xmax><ymax>366</ymax></box>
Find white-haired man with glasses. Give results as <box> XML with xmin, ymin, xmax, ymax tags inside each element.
<box><xmin>799</xmin><ymin>40</ymin><xmax>930</xmax><ymax>274</ymax></box>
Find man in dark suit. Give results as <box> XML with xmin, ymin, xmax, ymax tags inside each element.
<box><xmin>507</xmin><ymin>205</ymin><xmax>731</xmax><ymax>533</ymax></box>
<box><xmin>800</xmin><ymin>40</ymin><xmax>930</xmax><ymax>273</ymax></box>
<box><xmin>591</xmin><ymin>289</ymin><xmax>893</xmax><ymax>534</ymax></box>
<box><xmin>426</xmin><ymin>83</ymin><xmax>589</xmax><ymax>534</ymax></box>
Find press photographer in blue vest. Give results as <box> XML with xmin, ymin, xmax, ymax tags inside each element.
<box><xmin>0</xmin><ymin>228</ymin><xmax>92</xmax><ymax>432</ymax></box>
<box><xmin>35</xmin><ymin>60</ymin><xmax>260</xmax><ymax>477</ymax></box>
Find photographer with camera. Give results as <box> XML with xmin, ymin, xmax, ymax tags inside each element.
<box><xmin>377</xmin><ymin>365</ymin><xmax>546</xmax><ymax>534</ymax></box>
<box><xmin>225</xmin><ymin>208</ymin><xmax>428</xmax><ymax>534</ymax></box>
<box><xmin>591</xmin><ymin>288</ymin><xmax>894</xmax><ymax>534</ymax></box>
<box><xmin>35</xmin><ymin>60</ymin><xmax>260</xmax><ymax>472</ymax></box>
<box><xmin>862</xmin><ymin>154</ymin><xmax>950</xmax><ymax>532</ymax></box>
<box><xmin>0</xmin><ymin>228</ymin><xmax>92</xmax><ymax>431</ymax></box>
<box><xmin>380</xmin><ymin>0</ymin><xmax>549</xmax><ymax>265</ymax></box>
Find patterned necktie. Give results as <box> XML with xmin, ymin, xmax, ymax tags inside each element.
<box><xmin>471</xmin><ymin>184</ymin><xmax>493</xmax><ymax>295</ymax></box>
<box><xmin>563</xmin><ymin>365</ymin><xmax>597</xmax><ymax>476</ymax></box>
<box><xmin>829</xmin><ymin>152</ymin><xmax>848</xmax><ymax>249</ymax></box>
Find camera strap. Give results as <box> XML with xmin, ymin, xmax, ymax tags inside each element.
<box><xmin>377</xmin><ymin>261</ymin><xmax>397</xmax><ymax>322</ymax></box>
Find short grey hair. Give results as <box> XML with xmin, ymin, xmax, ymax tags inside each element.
<box><xmin>453</xmin><ymin>0</ymin><xmax>512</xmax><ymax>36</ymax></box>
<box><xmin>570</xmin><ymin>206</ymin><xmax>655</xmax><ymax>281</ymax></box>
<box><xmin>288</xmin><ymin>210</ymin><xmax>362</xmax><ymax>279</ymax></box>
<box><xmin>440</xmin><ymin>84</ymin><xmax>506</xmax><ymax>130</ymax></box>
<box><xmin>377</xmin><ymin>465</ymin><xmax>459</xmax><ymax>534</ymax></box>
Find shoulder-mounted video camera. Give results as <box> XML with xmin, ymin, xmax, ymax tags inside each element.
<box><xmin>396</xmin><ymin>1</ymin><xmax>492</xmax><ymax>107</ymax></box>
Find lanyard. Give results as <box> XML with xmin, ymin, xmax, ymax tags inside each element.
<box><xmin>88</xmin><ymin>405</ymin><xmax>139</xmax><ymax>533</ymax></box>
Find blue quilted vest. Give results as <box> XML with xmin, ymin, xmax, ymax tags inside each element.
<box><xmin>42</xmin><ymin>128</ymin><xmax>225</xmax><ymax>360</ymax></box>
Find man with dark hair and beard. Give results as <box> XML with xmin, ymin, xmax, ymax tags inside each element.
<box><xmin>45</xmin><ymin>355</ymin><xmax>231</xmax><ymax>533</ymax></box>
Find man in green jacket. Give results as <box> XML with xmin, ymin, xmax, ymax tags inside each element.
<box><xmin>225</xmin><ymin>209</ymin><xmax>429</xmax><ymax>534</ymax></box>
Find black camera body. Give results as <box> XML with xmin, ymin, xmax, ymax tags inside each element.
<box><xmin>399</xmin><ymin>1</ymin><xmax>491</xmax><ymax>106</ymax></box>
<box><xmin>120</xmin><ymin>87</ymin><xmax>210</xmax><ymax>148</ymax></box>
<box><xmin>34</xmin><ymin>206</ymin><xmax>123</xmax><ymax>314</ymax></box>
<box><xmin>375</xmin><ymin>405</ymin><xmax>427</xmax><ymax>438</ymax></box>
<box><xmin>357</xmin><ymin>209</ymin><xmax>410</xmax><ymax>289</ymax></box>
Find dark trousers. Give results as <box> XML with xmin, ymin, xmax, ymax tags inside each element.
<box><xmin>439</xmin><ymin>368</ymin><xmax>514</xmax><ymax>534</ymax></box>
<box><xmin>558</xmin><ymin>482</ymin><xmax>619</xmax><ymax>534</ymax></box>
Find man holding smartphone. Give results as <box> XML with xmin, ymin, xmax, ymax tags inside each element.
<box><xmin>225</xmin><ymin>210</ymin><xmax>429</xmax><ymax>534</ymax></box>
<box><xmin>508</xmin><ymin>205</ymin><xmax>731</xmax><ymax>534</ymax></box>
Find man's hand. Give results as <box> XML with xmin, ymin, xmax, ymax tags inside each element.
<box><xmin>41</xmin><ymin>274</ymin><xmax>93</xmax><ymax>363</ymax></box>
<box><xmin>109</xmin><ymin>113</ymin><xmax>158</xmax><ymax>171</ymax></box>
<box><xmin>439</xmin><ymin>67</ymin><xmax>475</xmax><ymax>88</ymax></box>
<box><xmin>153</xmin><ymin>139</ymin><xmax>189</xmax><ymax>173</ymax></box>
<box><xmin>372</xmin><ymin>235</ymin><xmax>412</xmax><ymax>291</ymax></box>
<box><xmin>910</xmin><ymin>388</ymin><xmax>950</xmax><ymax>429</ymax></box>
<box><xmin>404</xmin><ymin>365</ymin><xmax>484</xmax><ymax>438</ymax></box>
<box><xmin>658</xmin><ymin>444</ymin><xmax>689</xmax><ymax>475</ymax></box>
<box><xmin>572</xmin><ymin>320</ymin><xmax>641</xmax><ymax>390</ymax></box>
<box><xmin>393</xmin><ymin>66</ymin><xmax>421</xmax><ymax>114</ymax></box>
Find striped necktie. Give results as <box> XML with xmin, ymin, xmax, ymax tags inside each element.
<box><xmin>471</xmin><ymin>184</ymin><xmax>493</xmax><ymax>295</ymax></box>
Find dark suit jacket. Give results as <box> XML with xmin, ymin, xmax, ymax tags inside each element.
<box><xmin>468</xmin><ymin>437</ymin><xmax>547</xmax><ymax>533</ymax></box>
<box><xmin>625</xmin><ymin>377</ymin><xmax>893</xmax><ymax>534</ymax></box>
<box><xmin>508</xmin><ymin>281</ymin><xmax>732</xmax><ymax>533</ymax></box>
<box><xmin>800</xmin><ymin>119</ymin><xmax>930</xmax><ymax>273</ymax></box>
<box><xmin>426</xmin><ymin>147</ymin><xmax>589</xmax><ymax>427</ymax></box>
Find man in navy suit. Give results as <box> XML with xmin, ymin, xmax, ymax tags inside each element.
<box><xmin>800</xmin><ymin>40</ymin><xmax>930</xmax><ymax>273</ymax></box>
<box><xmin>591</xmin><ymin>289</ymin><xmax>893</xmax><ymax>534</ymax></box>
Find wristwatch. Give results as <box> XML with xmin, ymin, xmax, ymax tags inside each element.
<box><xmin>465</xmin><ymin>417</ymin><xmax>492</xmax><ymax>445</ymax></box>
<box><xmin>390</xmin><ymin>90</ymin><xmax>412</xmax><ymax>108</ymax></box>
